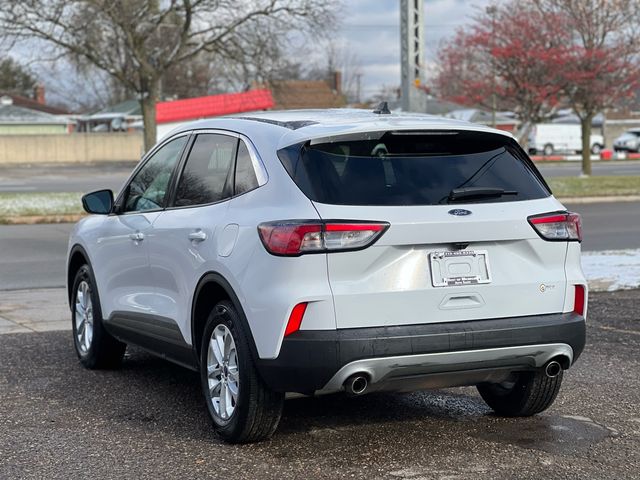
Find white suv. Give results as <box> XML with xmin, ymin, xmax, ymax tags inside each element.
<box><xmin>67</xmin><ymin>108</ymin><xmax>587</xmax><ymax>443</ymax></box>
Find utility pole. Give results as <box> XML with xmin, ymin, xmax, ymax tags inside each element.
<box><xmin>400</xmin><ymin>0</ymin><xmax>426</xmax><ymax>112</ymax></box>
<box><xmin>486</xmin><ymin>4</ymin><xmax>497</xmax><ymax>128</ymax></box>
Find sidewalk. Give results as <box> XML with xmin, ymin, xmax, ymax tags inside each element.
<box><xmin>0</xmin><ymin>288</ymin><xmax>69</xmax><ymax>334</ymax></box>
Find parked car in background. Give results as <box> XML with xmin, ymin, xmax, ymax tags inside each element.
<box><xmin>67</xmin><ymin>109</ymin><xmax>587</xmax><ymax>443</ymax></box>
<box><xmin>528</xmin><ymin>123</ymin><xmax>604</xmax><ymax>156</ymax></box>
<box><xmin>613</xmin><ymin>129</ymin><xmax>640</xmax><ymax>153</ymax></box>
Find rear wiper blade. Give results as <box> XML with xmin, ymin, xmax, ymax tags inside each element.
<box><xmin>448</xmin><ymin>187</ymin><xmax>518</xmax><ymax>202</ymax></box>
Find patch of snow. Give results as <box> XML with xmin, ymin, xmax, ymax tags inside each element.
<box><xmin>582</xmin><ymin>249</ymin><xmax>640</xmax><ymax>292</ymax></box>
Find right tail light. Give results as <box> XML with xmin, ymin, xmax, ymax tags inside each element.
<box><xmin>573</xmin><ymin>285</ymin><xmax>586</xmax><ymax>316</ymax></box>
<box><xmin>528</xmin><ymin>212</ymin><xmax>582</xmax><ymax>242</ymax></box>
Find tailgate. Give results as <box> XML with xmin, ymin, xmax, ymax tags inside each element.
<box><xmin>315</xmin><ymin>197</ymin><xmax>569</xmax><ymax>328</ymax></box>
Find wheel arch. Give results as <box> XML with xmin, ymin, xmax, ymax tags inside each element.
<box><xmin>67</xmin><ymin>244</ymin><xmax>90</xmax><ymax>309</ymax></box>
<box><xmin>191</xmin><ymin>272</ymin><xmax>260</xmax><ymax>366</ymax></box>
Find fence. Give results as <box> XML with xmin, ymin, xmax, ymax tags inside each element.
<box><xmin>0</xmin><ymin>133</ymin><xmax>144</xmax><ymax>164</ymax></box>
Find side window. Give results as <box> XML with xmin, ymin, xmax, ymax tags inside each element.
<box><xmin>175</xmin><ymin>133</ymin><xmax>237</xmax><ymax>207</ymax></box>
<box><xmin>122</xmin><ymin>136</ymin><xmax>187</xmax><ymax>213</ymax></box>
<box><xmin>235</xmin><ymin>141</ymin><xmax>259</xmax><ymax>195</ymax></box>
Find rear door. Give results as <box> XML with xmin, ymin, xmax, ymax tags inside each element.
<box><xmin>279</xmin><ymin>129</ymin><xmax>569</xmax><ymax>329</ymax></box>
<box><xmin>147</xmin><ymin>132</ymin><xmax>239</xmax><ymax>342</ymax></box>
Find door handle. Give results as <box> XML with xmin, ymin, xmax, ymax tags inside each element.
<box><xmin>188</xmin><ymin>230</ymin><xmax>207</xmax><ymax>242</ymax></box>
<box><xmin>129</xmin><ymin>232</ymin><xmax>144</xmax><ymax>242</ymax></box>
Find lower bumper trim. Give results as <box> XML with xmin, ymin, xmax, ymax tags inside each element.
<box><xmin>318</xmin><ymin>343</ymin><xmax>573</xmax><ymax>394</ymax></box>
<box><xmin>256</xmin><ymin>312</ymin><xmax>585</xmax><ymax>394</ymax></box>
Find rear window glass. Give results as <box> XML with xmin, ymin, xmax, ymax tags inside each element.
<box><xmin>278</xmin><ymin>131</ymin><xmax>550</xmax><ymax>206</ymax></box>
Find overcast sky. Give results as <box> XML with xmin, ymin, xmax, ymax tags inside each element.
<box><xmin>332</xmin><ymin>0</ymin><xmax>498</xmax><ymax>97</ymax></box>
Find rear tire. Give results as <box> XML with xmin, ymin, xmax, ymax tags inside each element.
<box><xmin>477</xmin><ymin>369</ymin><xmax>563</xmax><ymax>416</ymax></box>
<box><xmin>71</xmin><ymin>264</ymin><xmax>126</xmax><ymax>369</ymax></box>
<box><xmin>543</xmin><ymin>143</ymin><xmax>554</xmax><ymax>156</ymax></box>
<box><xmin>591</xmin><ymin>143</ymin><xmax>603</xmax><ymax>155</ymax></box>
<box><xmin>200</xmin><ymin>300</ymin><xmax>284</xmax><ymax>443</ymax></box>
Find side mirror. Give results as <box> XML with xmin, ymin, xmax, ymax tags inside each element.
<box><xmin>82</xmin><ymin>189</ymin><xmax>114</xmax><ymax>214</ymax></box>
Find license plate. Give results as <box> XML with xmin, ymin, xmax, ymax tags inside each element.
<box><xmin>429</xmin><ymin>250</ymin><xmax>491</xmax><ymax>287</ymax></box>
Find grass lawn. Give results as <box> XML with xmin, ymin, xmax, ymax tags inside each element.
<box><xmin>546</xmin><ymin>175</ymin><xmax>640</xmax><ymax>198</ymax></box>
<box><xmin>0</xmin><ymin>192</ymin><xmax>84</xmax><ymax>221</ymax></box>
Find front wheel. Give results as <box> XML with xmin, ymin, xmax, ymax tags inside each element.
<box><xmin>477</xmin><ymin>368</ymin><xmax>563</xmax><ymax>416</ymax></box>
<box><xmin>591</xmin><ymin>143</ymin><xmax>603</xmax><ymax>155</ymax></box>
<box><xmin>200</xmin><ymin>301</ymin><xmax>284</xmax><ymax>443</ymax></box>
<box><xmin>71</xmin><ymin>264</ymin><xmax>126</xmax><ymax>369</ymax></box>
<box><xmin>543</xmin><ymin>143</ymin><xmax>554</xmax><ymax>156</ymax></box>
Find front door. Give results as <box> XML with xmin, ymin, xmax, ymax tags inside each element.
<box><xmin>94</xmin><ymin>134</ymin><xmax>188</xmax><ymax>323</ymax></box>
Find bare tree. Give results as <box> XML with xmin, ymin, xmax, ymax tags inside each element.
<box><xmin>0</xmin><ymin>1</ymin><xmax>337</xmax><ymax>151</ymax></box>
<box><xmin>305</xmin><ymin>40</ymin><xmax>363</xmax><ymax>103</ymax></box>
<box><xmin>535</xmin><ymin>0</ymin><xmax>640</xmax><ymax>175</ymax></box>
<box><xmin>30</xmin><ymin>59</ymin><xmax>127</xmax><ymax>112</ymax></box>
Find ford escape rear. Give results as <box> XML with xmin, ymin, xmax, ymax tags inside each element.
<box><xmin>67</xmin><ymin>109</ymin><xmax>587</xmax><ymax>443</ymax></box>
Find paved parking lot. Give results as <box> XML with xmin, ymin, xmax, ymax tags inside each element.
<box><xmin>1</xmin><ymin>290</ymin><xmax>639</xmax><ymax>479</ymax></box>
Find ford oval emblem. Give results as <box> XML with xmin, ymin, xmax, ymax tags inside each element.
<box><xmin>448</xmin><ymin>208</ymin><xmax>472</xmax><ymax>216</ymax></box>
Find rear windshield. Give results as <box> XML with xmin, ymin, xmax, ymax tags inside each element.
<box><xmin>278</xmin><ymin>131</ymin><xmax>550</xmax><ymax>206</ymax></box>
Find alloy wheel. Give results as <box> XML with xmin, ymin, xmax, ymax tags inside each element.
<box><xmin>207</xmin><ymin>324</ymin><xmax>239</xmax><ymax>420</ymax></box>
<box><xmin>75</xmin><ymin>281</ymin><xmax>94</xmax><ymax>354</ymax></box>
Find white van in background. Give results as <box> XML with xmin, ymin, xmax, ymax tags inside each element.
<box><xmin>528</xmin><ymin>124</ymin><xmax>604</xmax><ymax>156</ymax></box>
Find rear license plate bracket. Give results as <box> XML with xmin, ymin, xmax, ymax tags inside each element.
<box><xmin>429</xmin><ymin>250</ymin><xmax>491</xmax><ymax>287</ymax></box>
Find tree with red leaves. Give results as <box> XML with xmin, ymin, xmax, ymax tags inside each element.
<box><xmin>435</xmin><ymin>1</ymin><xmax>571</xmax><ymax>144</ymax></box>
<box><xmin>535</xmin><ymin>0</ymin><xmax>640</xmax><ymax>175</ymax></box>
<box><xmin>436</xmin><ymin>0</ymin><xmax>640</xmax><ymax>176</ymax></box>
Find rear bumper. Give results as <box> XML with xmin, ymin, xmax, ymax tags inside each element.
<box><xmin>256</xmin><ymin>312</ymin><xmax>586</xmax><ymax>394</ymax></box>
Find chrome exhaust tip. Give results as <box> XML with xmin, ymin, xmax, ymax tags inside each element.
<box><xmin>545</xmin><ymin>360</ymin><xmax>562</xmax><ymax>378</ymax></box>
<box><xmin>344</xmin><ymin>374</ymin><xmax>368</xmax><ymax>395</ymax></box>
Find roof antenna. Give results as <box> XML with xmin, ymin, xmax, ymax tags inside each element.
<box><xmin>373</xmin><ymin>101</ymin><xmax>391</xmax><ymax>114</ymax></box>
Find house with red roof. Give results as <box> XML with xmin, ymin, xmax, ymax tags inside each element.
<box><xmin>79</xmin><ymin>89</ymin><xmax>274</xmax><ymax>138</ymax></box>
<box><xmin>155</xmin><ymin>89</ymin><xmax>273</xmax><ymax>139</ymax></box>
<box><xmin>80</xmin><ymin>74</ymin><xmax>345</xmax><ymax>140</ymax></box>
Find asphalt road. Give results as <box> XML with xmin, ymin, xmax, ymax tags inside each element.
<box><xmin>1</xmin><ymin>160</ymin><xmax>640</xmax><ymax>194</ymax></box>
<box><xmin>0</xmin><ymin>223</ymin><xmax>72</xmax><ymax>290</ymax></box>
<box><xmin>1</xmin><ymin>289</ymin><xmax>638</xmax><ymax>479</ymax></box>
<box><xmin>0</xmin><ymin>163</ymin><xmax>135</xmax><ymax>194</ymax></box>
<box><xmin>564</xmin><ymin>201</ymin><xmax>640</xmax><ymax>251</ymax></box>
<box><xmin>1</xmin><ymin>201</ymin><xmax>638</xmax><ymax>290</ymax></box>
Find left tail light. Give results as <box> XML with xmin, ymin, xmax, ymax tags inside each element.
<box><xmin>257</xmin><ymin>221</ymin><xmax>389</xmax><ymax>256</ymax></box>
<box><xmin>284</xmin><ymin>302</ymin><xmax>308</xmax><ymax>336</ymax></box>
<box><xmin>528</xmin><ymin>212</ymin><xmax>582</xmax><ymax>242</ymax></box>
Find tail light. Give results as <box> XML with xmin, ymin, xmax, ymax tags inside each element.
<box><xmin>573</xmin><ymin>285</ymin><xmax>586</xmax><ymax>316</ymax></box>
<box><xmin>258</xmin><ymin>221</ymin><xmax>389</xmax><ymax>256</ymax></box>
<box><xmin>528</xmin><ymin>212</ymin><xmax>582</xmax><ymax>242</ymax></box>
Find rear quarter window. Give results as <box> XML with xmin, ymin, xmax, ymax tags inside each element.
<box><xmin>278</xmin><ymin>130</ymin><xmax>550</xmax><ymax>206</ymax></box>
